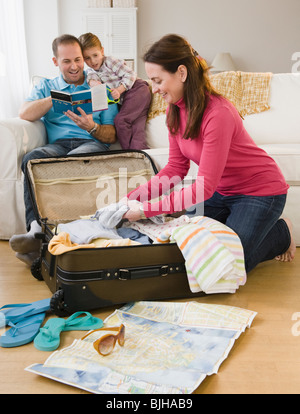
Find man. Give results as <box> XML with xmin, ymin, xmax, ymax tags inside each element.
<box><xmin>9</xmin><ymin>34</ymin><xmax>118</xmax><ymax>265</ymax></box>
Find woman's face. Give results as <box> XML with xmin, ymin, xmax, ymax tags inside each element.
<box><xmin>145</xmin><ymin>62</ymin><xmax>186</xmax><ymax>105</ymax></box>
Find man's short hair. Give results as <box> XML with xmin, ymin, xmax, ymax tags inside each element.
<box><xmin>52</xmin><ymin>34</ymin><xmax>83</xmax><ymax>57</ymax></box>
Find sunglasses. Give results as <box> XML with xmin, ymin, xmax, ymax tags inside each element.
<box><xmin>82</xmin><ymin>324</ymin><xmax>125</xmax><ymax>356</ymax></box>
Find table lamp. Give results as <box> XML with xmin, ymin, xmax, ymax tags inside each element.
<box><xmin>211</xmin><ymin>52</ymin><xmax>236</xmax><ymax>73</ymax></box>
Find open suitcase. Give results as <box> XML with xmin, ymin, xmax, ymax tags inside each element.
<box><xmin>26</xmin><ymin>150</ymin><xmax>204</xmax><ymax>316</ymax></box>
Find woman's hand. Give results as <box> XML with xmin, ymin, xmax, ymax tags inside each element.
<box><xmin>119</xmin><ymin>196</ymin><xmax>129</xmax><ymax>205</ymax></box>
<box><xmin>122</xmin><ymin>200</ymin><xmax>143</xmax><ymax>222</ymax></box>
<box><xmin>65</xmin><ymin>107</ymin><xmax>94</xmax><ymax>132</ymax></box>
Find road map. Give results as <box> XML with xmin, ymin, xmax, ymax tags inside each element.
<box><xmin>26</xmin><ymin>301</ymin><xmax>256</xmax><ymax>394</ymax></box>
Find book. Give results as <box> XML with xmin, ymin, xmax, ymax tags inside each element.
<box><xmin>51</xmin><ymin>83</ymin><xmax>108</xmax><ymax>115</ymax></box>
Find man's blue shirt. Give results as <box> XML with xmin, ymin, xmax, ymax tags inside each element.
<box><xmin>26</xmin><ymin>73</ymin><xmax>119</xmax><ymax>145</ymax></box>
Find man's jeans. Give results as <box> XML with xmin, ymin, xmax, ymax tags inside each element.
<box><xmin>22</xmin><ymin>138</ymin><xmax>109</xmax><ymax>230</ymax></box>
<box><xmin>188</xmin><ymin>192</ymin><xmax>290</xmax><ymax>273</ymax></box>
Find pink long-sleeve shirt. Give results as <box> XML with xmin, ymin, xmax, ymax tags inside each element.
<box><xmin>127</xmin><ymin>94</ymin><xmax>288</xmax><ymax>217</ymax></box>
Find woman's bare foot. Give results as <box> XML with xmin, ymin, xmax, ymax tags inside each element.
<box><xmin>275</xmin><ymin>217</ymin><xmax>296</xmax><ymax>262</ymax></box>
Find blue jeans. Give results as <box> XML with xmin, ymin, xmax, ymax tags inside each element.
<box><xmin>187</xmin><ymin>192</ymin><xmax>290</xmax><ymax>273</ymax></box>
<box><xmin>22</xmin><ymin>138</ymin><xmax>109</xmax><ymax>230</ymax></box>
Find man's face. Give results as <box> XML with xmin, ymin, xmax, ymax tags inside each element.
<box><xmin>53</xmin><ymin>42</ymin><xmax>85</xmax><ymax>86</ymax></box>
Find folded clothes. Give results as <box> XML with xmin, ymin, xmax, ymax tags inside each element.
<box><xmin>49</xmin><ymin>232</ymin><xmax>95</xmax><ymax>255</ymax></box>
<box><xmin>156</xmin><ymin>216</ymin><xmax>246</xmax><ymax>294</ymax></box>
<box><xmin>51</xmin><ymin>203</ymin><xmax>163</xmax><ymax>254</ymax></box>
<box><xmin>117</xmin><ymin>227</ymin><xmax>152</xmax><ymax>245</ymax></box>
<box><xmin>90</xmin><ymin>238</ymin><xmax>141</xmax><ymax>248</ymax></box>
<box><xmin>92</xmin><ymin>202</ymin><xmax>129</xmax><ymax>228</ymax></box>
<box><xmin>49</xmin><ymin>232</ymin><xmax>141</xmax><ymax>255</ymax></box>
<box><xmin>123</xmin><ymin>215</ymin><xmax>191</xmax><ymax>241</ymax></box>
<box><xmin>58</xmin><ymin>218</ymin><xmax>122</xmax><ymax>245</ymax></box>
<box><xmin>94</xmin><ymin>202</ymin><xmax>165</xmax><ymax>228</ymax></box>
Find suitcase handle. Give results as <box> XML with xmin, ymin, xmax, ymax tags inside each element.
<box><xmin>119</xmin><ymin>265</ymin><xmax>169</xmax><ymax>280</ymax></box>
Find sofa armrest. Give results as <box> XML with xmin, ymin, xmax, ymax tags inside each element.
<box><xmin>0</xmin><ymin>118</ymin><xmax>47</xmax><ymax>239</ymax></box>
<box><xmin>0</xmin><ymin>118</ymin><xmax>47</xmax><ymax>180</ymax></box>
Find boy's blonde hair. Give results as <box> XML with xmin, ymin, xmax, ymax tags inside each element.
<box><xmin>78</xmin><ymin>32</ymin><xmax>103</xmax><ymax>50</ymax></box>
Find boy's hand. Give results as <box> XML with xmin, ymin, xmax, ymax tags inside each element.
<box><xmin>89</xmin><ymin>79</ymin><xmax>102</xmax><ymax>88</ymax></box>
<box><xmin>110</xmin><ymin>88</ymin><xmax>121</xmax><ymax>100</ymax></box>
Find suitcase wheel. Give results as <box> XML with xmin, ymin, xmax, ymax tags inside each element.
<box><xmin>50</xmin><ymin>289</ymin><xmax>69</xmax><ymax>317</ymax></box>
<box><xmin>31</xmin><ymin>257</ymin><xmax>43</xmax><ymax>281</ymax></box>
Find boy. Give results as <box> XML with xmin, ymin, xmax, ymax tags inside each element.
<box><xmin>10</xmin><ymin>34</ymin><xmax>118</xmax><ymax>266</ymax></box>
<box><xmin>79</xmin><ymin>32</ymin><xmax>151</xmax><ymax>150</ymax></box>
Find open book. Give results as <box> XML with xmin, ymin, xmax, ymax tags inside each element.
<box><xmin>51</xmin><ymin>84</ymin><xmax>109</xmax><ymax>115</ymax></box>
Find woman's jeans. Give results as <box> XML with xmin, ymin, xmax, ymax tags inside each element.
<box><xmin>188</xmin><ymin>192</ymin><xmax>290</xmax><ymax>273</ymax></box>
<box><xmin>22</xmin><ymin>138</ymin><xmax>109</xmax><ymax>231</ymax></box>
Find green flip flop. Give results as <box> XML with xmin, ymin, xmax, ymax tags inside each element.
<box><xmin>34</xmin><ymin>317</ymin><xmax>66</xmax><ymax>351</ymax></box>
<box><xmin>34</xmin><ymin>311</ymin><xmax>103</xmax><ymax>351</ymax></box>
<box><xmin>0</xmin><ymin>313</ymin><xmax>46</xmax><ymax>348</ymax></box>
<box><xmin>63</xmin><ymin>311</ymin><xmax>103</xmax><ymax>332</ymax></box>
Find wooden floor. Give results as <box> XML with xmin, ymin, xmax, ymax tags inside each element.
<box><xmin>0</xmin><ymin>239</ymin><xmax>300</xmax><ymax>394</ymax></box>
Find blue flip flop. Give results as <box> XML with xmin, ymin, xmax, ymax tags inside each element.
<box><xmin>0</xmin><ymin>298</ymin><xmax>50</xmax><ymax>325</ymax></box>
<box><xmin>34</xmin><ymin>312</ymin><xmax>103</xmax><ymax>352</ymax></box>
<box><xmin>0</xmin><ymin>312</ymin><xmax>46</xmax><ymax>348</ymax></box>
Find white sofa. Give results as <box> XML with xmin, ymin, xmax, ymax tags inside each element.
<box><xmin>1</xmin><ymin>72</ymin><xmax>300</xmax><ymax>245</ymax></box>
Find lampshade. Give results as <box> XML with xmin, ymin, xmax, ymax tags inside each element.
<box><xmin>0</xmin><ymin>52</ymin><xmax>6</xmax><ymax>77</ymax></box>
<box><xmin>211</xmin><ymin>52</ymin><xmax>236</xmax><ymax>73</ymax></box>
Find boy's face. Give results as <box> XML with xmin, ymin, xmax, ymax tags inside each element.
<box><xmin>83</xmin><ymin>47</ymin><xmax>105</xmax><ymax>71</ymax></box>
<box><xmin>53</xmin><ymin>42</ymin><xmax>85</xmax><ymax>86</ymax></box>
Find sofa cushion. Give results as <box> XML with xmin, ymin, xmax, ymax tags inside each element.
<box><xmin>259</xmin><ymin>144</ymin><xmax>300</xmax><ymax>184</ymax></box>
<box><xmin>146</xmin><ymin>114</ymin><xmax>169</xmax><ymax>149</ymax></box>
<box><xmin>146</xmin><ymin>144</ymin><xmax>300</xmax><ymax>185</ymax></box>
<box><xmin>243</xmin><ymin>73</ymin><xmax>300</xmax><ymax>145</ymax></box>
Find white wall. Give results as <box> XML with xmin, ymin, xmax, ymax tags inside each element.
<box><xmin>137</xmin><ymin>0</ymin><xmax>300</xmax><ymax>78</ymax></box>
<box><xmin>57</xmin><ymin>0</ymin><xmax>87</xmax><ymax>36</ymax></box>
<box><xmin>24</xmin><ymin>0</ymin><xmax>300</xmax><ymax>79</ymax></box>
<box><xmin>24</xmin><ymin>0</ymin><xmax>60</xmax><ymax>79</ymax></box>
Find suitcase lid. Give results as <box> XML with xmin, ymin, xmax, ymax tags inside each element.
<box><xmin>26</xmin><ymin>150</ymin><xmax>158</xmax><ymax>226</ymax></box>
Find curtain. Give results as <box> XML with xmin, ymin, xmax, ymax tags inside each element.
<box><xmin>0</xmin><ymin>0</ymin><xmax>30</xmax><ymax>119</ymax></box>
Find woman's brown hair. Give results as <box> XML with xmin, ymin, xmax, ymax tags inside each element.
<box><xmin>143</xmin><ymin>34</ymin><xmax>220</xmax><ymax>139</ymax></box>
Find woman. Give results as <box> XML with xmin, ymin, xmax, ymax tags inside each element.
<box><xmin>123</xmin><ymin>34</ymin><xmax>295</xmax><ymax>273</ymax></box>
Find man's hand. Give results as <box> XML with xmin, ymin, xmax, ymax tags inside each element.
<box><xmin>65</xmin><ymin>107</ymin><xmax>116</xmax><ymax>144</ymax></box>
<box><xmin>64</xmin><ymin>107</ymin><xmax>94</xmax><ymax>132</ymax></box>
<box><xmin>19</xmin><ymin>96</ymin><xmax>53</xmax><ymax>122</ymax></box>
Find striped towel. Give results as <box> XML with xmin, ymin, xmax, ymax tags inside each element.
<box><xmin>157</xmin><ymin>216</ymin><xmax>246</xmax><ymax>294</ymax></box>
